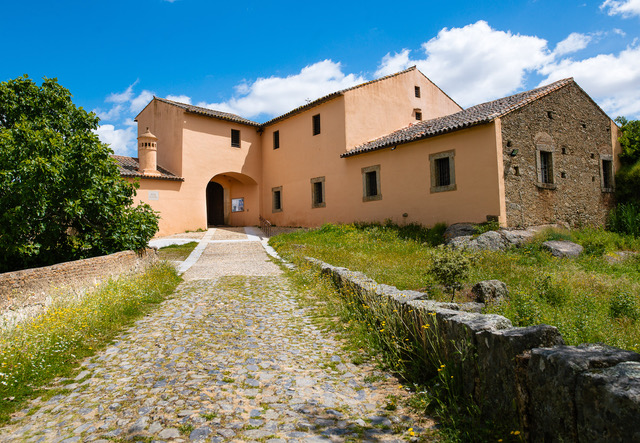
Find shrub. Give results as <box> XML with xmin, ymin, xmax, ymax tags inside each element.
<box><xmin>608</xmin><ymin>203</ymin><xmax>640</xmax><ymax>237</ymax></box>
<box><xmin>534</xmin><ymin>274</ymin><xmax>567</xmax><ymax>307</ymax></box>
<box><xmin>609</xmin><ymin>291</ymin><xmax>639</xmax><ymax>321</ymax></box>
<box><xmin>474</xmin><ymin>220</ymin><xmax>500</xmax><ymax>236</ymax></box>
<box><xmin>429</xmin><ymin>246</ymin><xmax>472</xmax><ymax>302</ymax></box>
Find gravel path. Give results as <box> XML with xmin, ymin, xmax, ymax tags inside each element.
<box><xmin>1</xmin><ymin>228</ymin><xmax>435</xmax><ymax>442</ymax></box>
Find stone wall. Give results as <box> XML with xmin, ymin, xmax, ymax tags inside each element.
<box><xmin>308</xmin><ymin>257</ymin><xmax>640</xmax><ymax>442</ymax></box>
<box><xmin>501</xmin><ymin>82</ymin><xmax>616</xmax><ymax>228</ymax></box>
<box><xmin>0</xmin><ymin>249</ymin><xmax>158</xmax><ymax>312</ymax></box>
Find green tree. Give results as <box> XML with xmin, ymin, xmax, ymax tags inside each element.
<box><xmin>614</xmin><ymin>117</ymin><xmax>640</xmax><ymax>206</ymax></box>
<box><xmin>429</xmin><ymin>245</ymin><xmax>472</xmax><ymax>302</ymax></box>
<box><xmin>0</xmin><ymin>76</ymin><xmax>158</xmax><ymax>272</ymax></box>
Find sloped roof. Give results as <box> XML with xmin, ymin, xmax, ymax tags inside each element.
<box><xmin>151</xmin><ymin>97</ymin><xmax>261</xmax><ymax>127</ymax></box>
<box><xmin>112</xmin><ymin>155</ymin><xmax>184</xmax><ymax>181</ymax></box>
<box><xmin>261</xmin><ymin>66</ymin><xmax>421</xmax><ymax>127</ymax></box>
<box><xmin>341</xmin><ymin>77</ymin><xmax>575</xmax><ymax>158</ymax></box>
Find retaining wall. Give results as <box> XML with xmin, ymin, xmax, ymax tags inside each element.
<box><xmin>307</xmin><ymin>257</ymin><xmax>640</xmax><ymax>442</ymax></box>
<box><xmin>0</xmin><ymin>249</ymin><xmax>158</xmax><ymax>311</ymax></box>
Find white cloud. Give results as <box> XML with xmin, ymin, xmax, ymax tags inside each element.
<box><xmin>613</xmin><ymin>28</ymin><xmax>627</xmax><ymax>36</ymax></box>
<box><xmin>376</xmin><ymin>49</ymin><xmax>412</xmax><ymax>77</ymax></box>
<box><xmin>130</xmin><ymin>90</ymin><xmax>155</xmax><ymax>114</ymax></box>
<box><xmin>539</xmin><ymin>43</ymin><xmax>640</xmax><ymax>117</ymax></box>
<box><xmin>94</xmin><ymin>104</ymin><xmax>123</xmax><ymax>122</ymax></box>
<box><xmin>94</xmin><ymin>124</ymin><xmax>137</xmax><ymax>156</ymax></box>
<box><xmin>554</xmin><ymin>33</ymin><xmax>593</xmax><ymax>56</ymax></box>
<box><xmin>375</xmin><ymin>21</ymin><xmax>552</xmax><ymax>107</ymax></box>
<box><xmin>166</xmin><ymin>94</ymin><xmax>191</xmax><ymax>104</ymax></box>
<box><xmin>106</xmin><ymin>81</ymin><xmax>137</xmax><ymax>104</ymax></box>
<box><xmin>601</xmin><ymin>0</ymin><xmax>640</xmax><ymax>18</ymax></box>
<box><xmin>196</xmin><ymin>60</ymin><xmax>366</xmax><ymax>118</ymax></box>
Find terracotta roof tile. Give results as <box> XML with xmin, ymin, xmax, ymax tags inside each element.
<box><xmin>112</xmin><ymin>155</ymin><xmax>184</xmax><ymax>181</ymax></box>
<box><xmin>153</xmin><ymin>97</ymin><xmax>261</xmax><ymax>127</ymax></box>
<box><xmin>341</xmin><ymin>78</ymin><xmax>575</xmax><ymax>158</ymax></box>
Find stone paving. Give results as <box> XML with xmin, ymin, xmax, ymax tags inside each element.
<box><xmin>1</xmin><ymin>228</ymin><xmax>435</xmax><ymax>442</ymax></box>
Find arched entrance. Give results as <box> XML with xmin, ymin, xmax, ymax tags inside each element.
<box><xmin>206</xmin><ymin>181</ymin><xmax>225</xmax><ymax>226</ymax></box>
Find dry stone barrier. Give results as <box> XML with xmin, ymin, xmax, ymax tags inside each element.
<box><xmin>306</xmin><ymin>256</ymin><xmax>640</xmax><ymax>442</ymax></box>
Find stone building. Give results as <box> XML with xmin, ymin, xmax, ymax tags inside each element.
<box><xmin>114</xmin><ymin>68</ymin><xmax>620</xmax><ymax>235</ymax></box>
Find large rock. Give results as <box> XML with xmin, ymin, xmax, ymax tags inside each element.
<box><xmin>501</xmin><ymin>229</ymin><xmax>536</xmax><ymax>247</ymax></box>
<box><xmin>471</xmin><ymin>280</ymin><xmax>508</xmax><ymax>303</ymax></box>
<box><xmin>474</xmin><ymin>231</ymin><xmax>509</xmax><ymax>251</ymax></box>
<box><xmin>576</xmin><ymin>361</ymin><xmax>640</xmax><ymax>442</ymax></box>
<box><xmin>444</xmin><ymin>223</ymin><xmax>477</xmax><ymax>242</ymax></box>
<box><xmin>527</xmin><ymin>344</ymin><xmax>640</xmax><ymax>442</ymax></box>
<box><xmin>542</xmin><ymin>240</ymin><xmax>584</xmax><ymax>258</ymax></box>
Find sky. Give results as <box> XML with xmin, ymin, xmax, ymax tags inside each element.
<box><xmin>2</xmin><ymin>0</ymin><xmax>640</xmax><ymax>157</ymax></box>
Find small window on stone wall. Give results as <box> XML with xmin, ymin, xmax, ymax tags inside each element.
<box><xmin>536</xmin><ymin>149</ymin><xmax>556</xmax><ymax>189</ymax></box>
<box><xmin>430</xmin><ymin>150</ymin><xmax>456</xmax><ymax>193</ymax></box>
<box><xmin>601</xmin><ymin>155</ymin><xmax>614</xmax><ymax>192</ymax></box>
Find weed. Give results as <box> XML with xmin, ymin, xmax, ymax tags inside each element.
<box><xmin>609</xmin><ymin>291</ymin><xmax>639</xmax><ymax>321</ymax></box>
<box><xmin>178</xmin><ymin>423</ymin><xmax>195</xmax><ymax>435</ymax></box>
<box><xmin>0</xmin><ymin>263</ymin><xmax>180</xmax><ymax>424</ymax></box>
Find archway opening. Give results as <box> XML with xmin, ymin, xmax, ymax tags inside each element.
<box><xmin>206</xmin><ymin>181</ymin><xmax>225</xmax><ymax>226</ymax></box>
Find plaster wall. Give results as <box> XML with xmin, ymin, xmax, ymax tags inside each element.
<box><xmin>501</xmin><ymin>83</ymin><xmax>616</xmax><ymax>228</ymax></box>
<box><xmin>263</xmin><ymin>119</ymin><xmax>502</xmax><ymax>228</ymax></box>
<box><xmin>133</xmin><ymin>102</ymin><xmax>263</xmax><ymax>235</ymax></box>
<box><xmin>261</xmin><ymin>97</ymin><xmax>348</xmax><ymax>227</ymax></box>
<box><xmin>343</xmin><ymin>70</ymin><xmax>462</xmax><ymax>149</ymax></box>
<box><xmin>136</xmin><ymin>100</ymin><xmax>185</xmax><ymax>176</ymax></box>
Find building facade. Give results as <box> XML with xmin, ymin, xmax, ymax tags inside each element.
<box><xmin>115</xmin><ymin>68</ymin><xmax>620</xmax><ymax>236</ymax></box>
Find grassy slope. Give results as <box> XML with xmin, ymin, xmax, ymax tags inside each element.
<box><xmin>270</xmin><ymin>224</ymin><xmax>640</xmax><ymax>352</ymax></box>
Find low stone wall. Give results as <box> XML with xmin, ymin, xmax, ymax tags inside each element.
<box><xmin>307</xmin><ymin>257</ymin><xmax>640</xmax><ymax>442</ymax></box>
<box><xmin>0</xmin><ymin>249</ymin><xmax>158</xmax><ymax>312</ymax></box>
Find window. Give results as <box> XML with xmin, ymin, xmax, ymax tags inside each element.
<box><xmin>539</xmin><ymin>151</ymin><xmax>553</xmax><ymax>184</ymax></box>
<box><xmin>273</xmin><ymin>130</ymin><xmax>280</xmax><ymax>150</ymax></box>
<box><xmin>231</xmin><ymin>129</ymin><xmax>240</xmax><ymax>148</ymax></box>
<box><xmin>430</xmin><ymin>150</ymin><xmax>456</xmax><ymax>193</ymax></box>
<box><xmin>362</xmin><ymin>165</ymin><xmax>381</xmax><ymax>201</ymax></box>
<box><xmin>311</xmin><ymin>176</ymin><xmax>325</xmax><ymax>208</ymax></box>
<box><xmin>601</xmin><ymin>155</ymin><xmax>614</xmax><ymax>191</ymax></box>
<box><xmin>312</xmin><ymin>114</ymin><xmax>321</xmax><ymax>136</ymax></box>
<box><xmin>415</xmin><ymin>86</ymin><xmax>421</xmax><ymax>98</ymax></box>
<box><xmin>415</xmin><ymin>111</ymin><xmax>422</xmax><ymax>121</ymax></box>
<box><xmin>272</xmin><ymin>186</ymin><xmax>283</xmax><ymax>212</ymax></box>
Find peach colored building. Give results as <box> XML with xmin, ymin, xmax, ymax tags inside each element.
<box><xmin>114</xmin><ymin>67</ymin><xmax>620</xmax><ymax>236</ymax></box>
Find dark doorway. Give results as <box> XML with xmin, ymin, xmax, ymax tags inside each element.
<box><xmin>206</xmin><ymin>182</ymin><xmax>224</xmax><ymax>226</ymax></box>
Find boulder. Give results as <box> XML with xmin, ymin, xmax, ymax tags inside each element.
<box><xmin>501</xmin><ymin>229</ymin><xmax>536</xmax><ymax>247</ymax></box>
<box><xmin>542</xmin><ymin>240</ymin><xmax>584</xmax><ymax>258</ymax></box>
<box><xmin>444</xmin><ymin>223</ymin><xmax>477</xmax><ymax>243</ymax></box>
<box><xmin>448</xmin><ymin>235</ymin><xmax>474</xmax><ymax>250</ymax></box>
<box><xmin>472</xmin><ymin>280</ymin><xmax>508</xmax><ymax>303</ymax></box>
<box><xmin>474</xmin><ymin>231</ymin><xmax>509</xmax><ymax>251</ymax></box>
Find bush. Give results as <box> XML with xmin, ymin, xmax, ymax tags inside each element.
<box><xmin>609</xmin><ymin>291</ymin><xmax>639</xmax><ymax>321</ymax></box>
<box><xmin>429</xmin><ymin>246</ymin><xmax>472</xmax><ymax>301</ymax></box>
<box><xmin>608</xmin><ymin>203</ymin><xmax>640</xmax><ymax>237</ymax></box>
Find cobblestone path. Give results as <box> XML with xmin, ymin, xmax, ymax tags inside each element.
<box><xmin>1</xmin><ymin>228</ymin><xmax>435</xmax><ymax>442</ymax></box>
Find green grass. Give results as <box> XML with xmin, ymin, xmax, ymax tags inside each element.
<box><xmin>158</xmin><ymin>241</ymin><xmax>198</xmax><ymax>261</ymax></box>
<box><xmin>0</xmin><ymin>262</ymin><xmax>181</xmax><ymax>424</ymax></box>
<box><xmin>270</xmin><ymin>223</ymin><xmax>640</xmax><ymax>352</ymax></box>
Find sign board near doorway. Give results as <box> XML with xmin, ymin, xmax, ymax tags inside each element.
<box><xmin>232</xmin><ymin>198</ymin><xmax>244</xmax><ymax>212</ymax></box>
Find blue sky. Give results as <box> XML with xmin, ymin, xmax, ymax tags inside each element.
<box><xmin>2</xmin><ymin>0</ymin><xmax>640</xmax><ymax>156</ymax></box>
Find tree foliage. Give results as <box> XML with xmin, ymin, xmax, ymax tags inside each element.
<box><xmin>429</xmin><ymin>245</ymin><xmax>472</xmax><ymax>302</ymax></box>
<box><xmin>0</xmin><ymin>76</ymin><xmax>158</xmax><ymax>272</ymax></box>
<box><xmin>614</xmin><ymin>117</ymin><xmax>640</xmax><ymax>207</ymax></box>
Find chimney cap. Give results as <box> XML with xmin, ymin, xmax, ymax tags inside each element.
<box><xmin>138</xmin><ymin>127</ymin><xmax>158</xmax><ymax>141</ymax></box>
